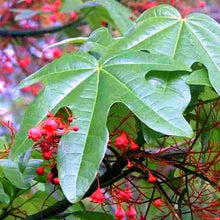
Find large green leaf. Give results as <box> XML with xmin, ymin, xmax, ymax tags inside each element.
<box><xmin>113</xmin><ymin>4</ymin><xmax>220</xmax><ymax>95</ymax></box>
<box><xmin>11</xmin><ymin>50</ymin><xmax>192</xmax><ymax>202</ymax></box>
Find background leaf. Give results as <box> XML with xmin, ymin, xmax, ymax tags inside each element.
<box><xmin>186</xmin><ymin>69</ymin><xmax>212</xmax><ymax>87</ymax></box>
<box><xmin>0</xmin><ymin>181</ymin><xmax>10</xmax><ymax>205</ymax></box>
<box><xmin>61</xmin><ymin>0</ymin><xmax>83</xmax><ymax>13</ymax></box>
<box><xmin>82</xmin><ymin>0</ymin><xmax>134</xmax><ymax>35</ymax></box>
<box><xmin>113</xmin><ymin>4</ymin><xmax>220</xmax><ymax>95</ymax></box>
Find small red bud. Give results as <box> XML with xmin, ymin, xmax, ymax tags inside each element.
<box><xmin>101</xmin><ymin>20</ymin><xmax>108</xmax><ymax>27</ymax></box>
<box><xmin>53</xmin><ymin>177</ymin><xmax>60</xmax><ymax>185</ymax></box>
<box><xmin>59</xmin><ymin>125</ymin><xmax>64</xmax><ymax>130</ymax></box>
<box><xmin>25</xmin><ymin>0</ymin><xmax>32</xmax><ymax>4</ymax></box>
<box><xmin>36</xmin><ymin>167</ymin><xmax>44</xmax><ymax>175</ymax></box>
<box><xmin>154</xmin><ymin>198</ymin><xmax>162</xmax><ymax>207</ymax></box>
<box><xmin>127</xmin><ymin>160</ymin><xmax>132</xmax><ymax>168</ymax></box>
<box><xmin>53</xmin><ymin>48</ymin><xmax>62</xmax><ymax>58</ymax></box>
<box><xmin>47</xmin><ymin>112</ymin><xmax>52</xmax><ymax>117</ymax></box>
<box><xmin>148</xmin><ymin>171</ymin><xmax>157</xmax><ymax>183</ymax></box>
<box><xmin>72</xmin><ymin>125</ymin><xmax>79</xmax><ymax>131</ymax></box>
<box><xmin>130</xmin><ymin>140</ymin><xmax>139</xmax><ymax>151</ymax></box>
<box><xmin>68</xmin><ymin>117</ymin><xmax>73</xmax><ymax>122</ymax></box>
<box><xmin>126</xmin><ymin>206</ymin><xmax>137</xmax><ymax>220</ymax></box>
<box><xmin>43</xmin><ymin>151</ymin><xmax>53</xmax><ymax>160</ymax></box>
<box><xmin>18</xmin><ymin>57</ymin><xmax>31</xmax><ymax>69</ymax></box>
<box><xmin>199</xmin><ymin>1</ymin><xmax>206</xmax><ymax>8</ymax></box>
<box><xmin>70</xmin><ymin>11</ymin><xmax>77</xmax><ymax>20</ymax></box>
<box><xmin>115</xmin><ymin>206</ymin><xmax>125</xmax><ymax>220</ymax></box>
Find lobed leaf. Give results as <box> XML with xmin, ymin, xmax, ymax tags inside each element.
<box><xmin>11</xmin><ymin>50</ymin><xmax>192</xmax><ymax>202</ymax></box>
<box><xmin>112</xmin><ymin>4</ymin><xmax>220</xmax><ymax>95</ymax></box>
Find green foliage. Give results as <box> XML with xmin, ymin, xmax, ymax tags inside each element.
<box><xmin>5</xmin><ymin>3</ymin><xmax>220</xmax><ymax>219</ymax></box>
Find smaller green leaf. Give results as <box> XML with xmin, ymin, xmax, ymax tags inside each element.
<box><xmin>0</xmin><ymin>159</ymin><xmax>29</xmax><ymax>189</ymax></box>
<box><xmin>141</xmin><ymin>123</ymin><xmax>162</xmax><ymax>144</ymax></box>
<box><xmin>0</xmin><ymin>181</ymin><xmax>10</xmax><ymax>205</ymax></box>
<box><xmin>18</xmin><ymin>148</ymin><xmax>33</xmax><ymax>173</ymax></box>
<box><xmin>47</xmin><ymin>37</ymin><xmax>88</xmax><ymax>49</ymax></box>
<box><xmin>0</xmin><ymin>159</ymin><xmax>42</xmax><ymax>189</ymax></box>
<box><xmin>107</xmin><ymin>103</ymin><xmax>136</xmax><ymax>138</ymax></box>
<box><xmin>82</xmin><ymin>0</ymin><xmax>134</xmax><ymax>35</ymax></box>
<box><xmin>0</xmin><ymin>179</ymin><xmax>14</xmax><ymax>198</ymax></box>
<box><xmin>186</xmin><ymin>69</ymin><xmax>212</xmax><ymax>87</ymax></box>
<box><xmin>80</xmin><ymin>28</ymin><xmax>115</xmax><ymax>56</ymax></box>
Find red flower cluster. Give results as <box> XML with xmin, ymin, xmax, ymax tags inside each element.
<box><xmin>91</xmin><ymin>187</ymin><xmax>105</xmax><ymax>204</ymax></box>
<box><xmin>28</xmin><ymin>109</ymin><xmax>79</xmax><ymax>185</ymax></box>
<box><xmin>115</xmin><ymin>131</ymin><xmax>139</xmax><ymax>152</ymax></box>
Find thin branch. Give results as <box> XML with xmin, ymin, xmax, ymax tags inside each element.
<box><xmin>0</xmin><ymin>20</ymin><xmax>86</xmax><ymax>37</ymax></box>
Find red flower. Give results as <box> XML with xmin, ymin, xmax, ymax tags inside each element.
<box><xmin>18</xmin><ymin>57</ymin><xmax>31</xmax><ymax>69</ymax></box>
<box><xmin>28</xmin><ymin>127</ymin><xmax>42</xmax><ymax>141</ymax></box>
<box><xmin>118</xmin><ymin>186</ymin><xmax>132</xmax><ymax>202</ymax></box>
<box><xmin>91</xmin><ymin>187</ymin><xmax>105</xmax><ymax>204</ymax></box>
<box><xmin>115</xmin><ymin>206</ymin><xmax>125</xmax><ymax>220</ymax></box>
<box><xmin>126</xmin><ymin>206</ymin><xmax>136</xmax><ymax>220</ymax></box>
<box><xmin>115</xmin><ymin>132</ymin><xmax>129</xmax><ymax>151</ymax></box>
<box><xmin>130</xmin><ymin>140</ymin><xmax>139</xmax><ymax>151</ymax></box>
<box><xmin>43</xmin><ymin>119</ymin><xmax>58</xmax><ymax>133</ymax></box>
<box><xmin>70</xmin><ymin>11</ymin><xmax>77</xmax><ymax>21</ymax></box>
